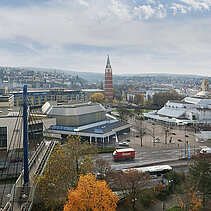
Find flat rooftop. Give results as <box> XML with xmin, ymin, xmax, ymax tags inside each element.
<box><xmin>46</xmin><ymin>119</ymin><xmax>131</xmax><ymax>138</ymax></box>
<box><xmin>0</xmin><ymin>107</ymin><xmax>20</xmax><ymax>117</ymax></box>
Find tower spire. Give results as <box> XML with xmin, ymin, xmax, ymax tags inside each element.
<box><xmin>106</xmin><ymin>54</ymin><xmax>111</xmax><ymax>68</ymax></box>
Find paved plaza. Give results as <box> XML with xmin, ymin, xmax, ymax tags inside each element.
<box><xmin>120</xmin><ymin>120</ymin><xmax>207</xmax><ymax>151</ymax></box>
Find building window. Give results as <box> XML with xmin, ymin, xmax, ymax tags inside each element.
<box><xmin>0</xmin><ymin>127</ymin><xmax>7</xmax><ymax>148</ymax></box>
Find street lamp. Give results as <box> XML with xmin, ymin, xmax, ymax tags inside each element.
<box><xmin>185</xmin><ymin>134</ymin><xmax>189</xmax><ymax>158</ymax></box>
<box><xmin>132</xmin><ymin>198</ymin><xmax>137</xmax><ymax>211</ymax></box>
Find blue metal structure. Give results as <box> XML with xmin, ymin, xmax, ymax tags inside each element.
<box><xmin>23</xmin><ymin>85</ymin><xmax>29</xmax><ymax>183</ymax></box>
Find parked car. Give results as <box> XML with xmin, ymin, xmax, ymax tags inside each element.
<box><xmin>119</xmin><ymin>142</ymin><xmax>129</xmax><ymax>147</ymax></box>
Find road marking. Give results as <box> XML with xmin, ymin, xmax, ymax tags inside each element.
<box><xmin>101</xmin><ymin>155</ymin><xmax>110</xmax><ymax>158</ymax></box>
<box><xmin>138</xmin><ymin>152</ymin><xmax>147</xmax><ymax>155</ymax></box>
<box><xmin>151</xmin><ymin>151</ymin><xmax>159</xmax><ymax>154</ymax></box>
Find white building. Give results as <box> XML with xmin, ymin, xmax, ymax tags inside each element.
<box><xmin>0</xmin><ymin>107</ymin><xmax>56</xmax><ymax>151</ymax></box>
<box><xmin>144</xmin><ymin>85</ymin><xmax>211</xmax><ymax>125</ymax></box>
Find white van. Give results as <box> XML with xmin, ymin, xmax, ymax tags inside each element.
<box><xmin>200</xmin><ymin>147</ymin><xmax>211</xmax><ymax>154</ymax></box>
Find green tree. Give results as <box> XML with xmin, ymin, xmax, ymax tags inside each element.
<box><xmin>152</xmin><ymin>92</ymin><xmax>183</xmax><ymax>107</ymax></box>
<box><xmin>189</xmin><ymin>158</ymin><xmax>211</xmax><ymax>208</ymax></box>
<box><xmin>165</xmin><ymin>171</ymin><xmax>186</xmax><ymax>192</ymax></box>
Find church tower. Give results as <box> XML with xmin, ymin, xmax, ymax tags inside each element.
<box><xmin>202</xmin><ymin>78</ymin><xmax>210</xmax><ymax>92</ymax></box>
<box><xmin>104</xmin><ymin>55</ymin><xmax>113</xmax><ymax>102</ymax></box>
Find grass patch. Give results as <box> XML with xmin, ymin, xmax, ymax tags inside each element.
<box><xmin>97</xmin><ymin>147</ymin><xmax>116</xmax><ymax>153</ymax></box>
<box><xmin>142</xmin><ymin>110</ymin><xmax>152</xmax><ymax>113</ymax></box>
<box><xmin>166</xmin><ymin>206</ymin><xmax>182</xmax><ymax>211</ymax></box>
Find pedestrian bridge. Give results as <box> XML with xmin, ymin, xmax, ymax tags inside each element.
<box><xmin>0</xmin><ymin>140</ymin><xmax>56</xmax><ymax>211</ymax></box>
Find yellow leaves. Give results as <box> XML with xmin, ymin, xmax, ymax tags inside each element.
<box><xmin>64</xmin><ymin>173</ymin><xmax>119</xmax><ymax>211</ymax></box>
<box><xmin>177</xmin><ymin>187</ymin><xmax>202</xmax><ymax>211</ymax></box>
<box><xmin>35</xmin><ymin>136</ymin><xmax>98</xmax><ymax>210</ymax></box>
<box><xmin>90</xmin><ymin>93</ymin><xmax>104</xmax><ymax>103</ymax></box>
<box><xmin>155</xmin><ymin>182</ymin><xmax>166</xmax><ymax>193</ymax></box>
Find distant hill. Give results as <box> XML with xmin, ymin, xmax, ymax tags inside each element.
<box><xmin>25</xmin><ymin>67</ymin><xmax>204</xmax><ymax>81</ymax></box>
<box><xmin>25</xmin><ymin>67</ymin><xmax>105</xmax><ymax>82</ymax></box>
<box><xmin>1</xmin><ymin>66</ymin><xmax>205</xmax><ymax>83</ymax></box>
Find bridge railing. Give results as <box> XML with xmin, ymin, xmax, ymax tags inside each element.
<box><xmin>1</xmin><ymin>140</ymin><xmax>56</xmax><ymax>211</ymax></box>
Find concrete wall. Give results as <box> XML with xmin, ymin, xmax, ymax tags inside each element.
<box><xmin>0</xmin><ymin>117</ymin><xmax>23</xmax><ymax>150</ymax></box>
<box><xmin>54</xmin><ymin>111</ymin><xmax>106</xmax><ymax>127</ymax></box>
<box><xmin>0</xmin><ymin>116</ymin><xmax>56</xmax><ymax>151</ymax></box>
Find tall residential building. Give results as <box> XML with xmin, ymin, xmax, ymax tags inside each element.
<box><xmin>104</xmin><ymin>55</ymin><xmax>113</xmax><ymax>102</ymax></box>
<box><xmin>202</xmin><ymin>78</ymin><xmax>210</xmax><ymax>92</ymax></box>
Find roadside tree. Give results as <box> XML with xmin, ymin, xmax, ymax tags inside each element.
<box><xmin>133</xmin><ymin>119</ymin><xmax>147</xmax><ymax>146</ymax></box>
<box><xmin>35</xmin><ymin>136</ymin><xmax>98</xmax><ymax>210</ymax></box>
<box><xmin>177</xmin><ymin>178</ymin><xmax>202</xmax><ymax>211</ymax></box>
<box><xmin>109</xmin><ymin>169</ymin><xmax>150</xmax><ymax>210</ymax></box>
<box><xmin>64</xmin><ymin>173</ymin><xmax>118</xmax><ymax>211</ymax></box>
<box><xmin>189</xmin><ymin>158</ymin><xmax>211</xmax><ymax>208</ymax></box>
<box><xmin>147</xmin><ymin>125</ymin><xmax>160</xmax><ymax>146</ymax></box>
<box><xmin>94</xmin><ymin>158</ymin><xmax>111</xmax><ymax>181</ymax></box>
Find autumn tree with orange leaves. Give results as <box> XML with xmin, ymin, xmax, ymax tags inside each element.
<box><xmin>35</xmin><ymin>136</ymin><xmax>98</xmax><ymax>210</ymax></box>
<box><xmin>64</xmin><ymin>173</ymin><xmax>119</xmax><ymax>211</ymax></box>
<box><xmin>177</xmin><ymin>184</ymin><xmax>202</xmax><ymax>210</ymax></box>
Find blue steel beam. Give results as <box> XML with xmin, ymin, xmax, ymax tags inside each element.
<box><xmin>23</xmin><ymin>85</ymin><xmax>29</xmax><ymax>183</ymax></box>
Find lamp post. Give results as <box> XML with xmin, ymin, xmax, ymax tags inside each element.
<box><xmin>132</xmin><ymin>198</ymin><xmax>137</xmax><ymax>211</ymax></box>
<box><xmin>185</xmin><ymin>134</ymin><xmax>189</xmax><ymax>159</ymax></box>
<box><xmin>178</xmin><ymin>139</ymin><xmax>182</xmax><ymax>172</ymax></box>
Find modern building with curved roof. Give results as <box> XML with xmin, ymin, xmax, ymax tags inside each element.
<box><xmin>42</xmin><ymin>101</ymin><xmax>131</xmax><ymax>144</ymax></box>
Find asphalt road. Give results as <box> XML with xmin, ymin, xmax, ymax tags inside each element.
<box><xmin>100</xmin><ymin>147</ymin><xmax>198</xmax><ymax>170</ymax></box>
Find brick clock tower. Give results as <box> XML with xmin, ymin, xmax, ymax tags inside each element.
<box><xmin>104</xmin><ymin>55</ymin><xmax>113</xmax><ymax>102</ymax></box>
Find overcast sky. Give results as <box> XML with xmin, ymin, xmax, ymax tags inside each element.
<box><xmin>0</xmin><ymin>0</ymin><xmax>211</xmax><ymax>76</ymax></box>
